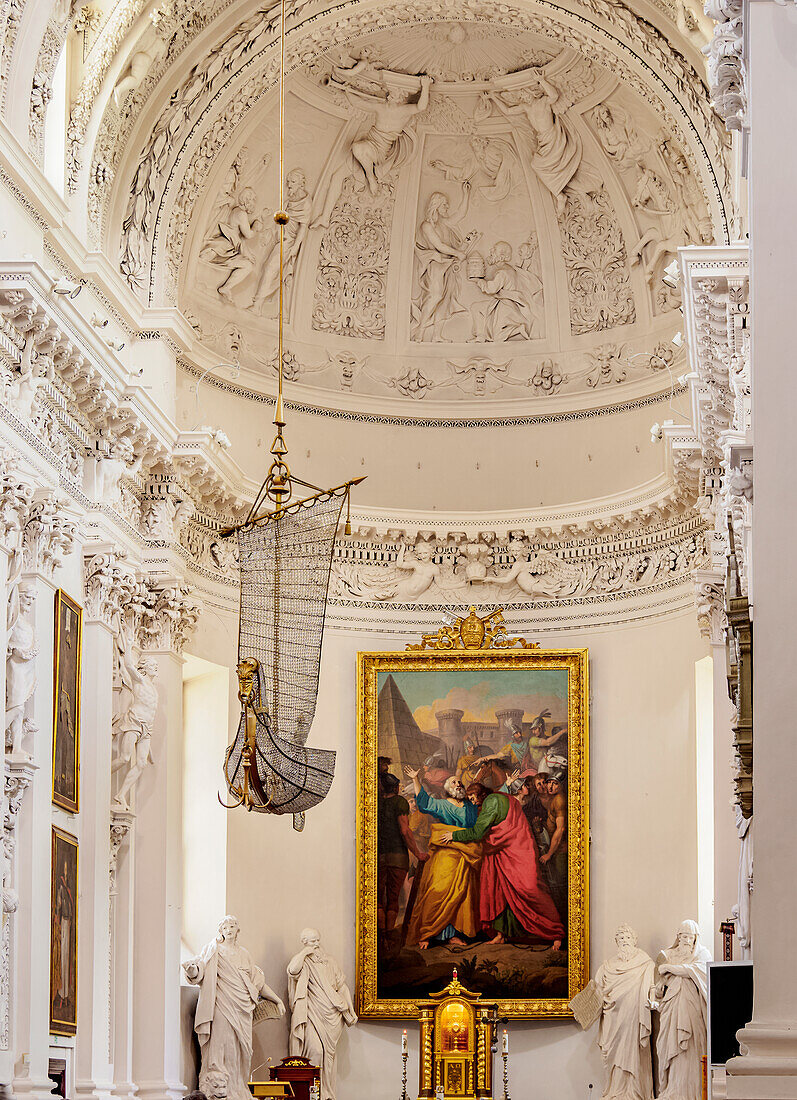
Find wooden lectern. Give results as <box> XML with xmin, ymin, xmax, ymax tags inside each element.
<box><xmin>269</xmin><ymin>1056</ymin><xmax>320</xmax><ymax>1100</ymax></box>
<box><xmin>416</xmin><ymin>970</ymin><xmax>497</xmax><ymax>1100</ymax></box>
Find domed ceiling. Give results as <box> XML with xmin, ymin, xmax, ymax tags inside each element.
<box><xmin>171</xmin><ymin>20</ymin><xmax>715</xmax><ymax>415</ymax></box>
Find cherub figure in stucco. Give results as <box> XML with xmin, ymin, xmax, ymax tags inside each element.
<box><xmin>593</xmin><ymin>924</ymin><xmax>657</xmax><ymax>1100</ymax></box>
<box><xmin>184</xmin><ymin>916</ymin><xmax>285</xmax><ymax>1100</ymax></box>
<box><xmin>655</xmin><ymin>920</ymin><xmax>711</xmax><ymax>1100</ymax></box>
<box><xmin>288</xmin><ymin>928</ymin><xmax>356</xmax><ymax>1100</ymax></box>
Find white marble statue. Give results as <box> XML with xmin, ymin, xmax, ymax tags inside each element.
<box><xmin>5</xmin><ymin>579</ymin><xmax>38</xmax><ymax>758</ymax></box>
<box><xmin>288</xmin><ymin>928</ymin><xmax>357</xmax><ymax>1100</ymax></box>
<box><xmin>184</xmin><ymin>916</ymin><xmax>285</xmax><ymax>1100</ymax></box>
<box><xmin>594</xmin><ymin>924</ymin><xmax>657</xmax><ymax>1100</ymax></box>
<box><xmin>655</xmin><ymin>920</ymin><xmax>711</xmax><ymax>1100</ymax></box>
<box><xmin>112</xmin><ymin>632</ymin><xmax>158</xmax><ymax>810</ymax></box>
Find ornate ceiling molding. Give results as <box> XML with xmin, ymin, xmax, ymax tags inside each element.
<box><xmin>85</xmin><ymin>0</ymin><xmax>733</xmax><ymax>308</ymax></box>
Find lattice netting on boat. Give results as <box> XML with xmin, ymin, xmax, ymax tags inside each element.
<box><xmin>225</xmin><ymin>488</ymin><xmax>345</xmax><ymax>818</ymax></box>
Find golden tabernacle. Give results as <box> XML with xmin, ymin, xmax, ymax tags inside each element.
<box><xmin>417</xmin><ymin>970</ymin><xmax>497</xmax><ymax>1100</ymax></box>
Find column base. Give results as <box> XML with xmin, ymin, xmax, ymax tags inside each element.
<box><xmin>12</xmin><ymin>1075</ymin><xmax>58</xmax><ymax>1100</ymax></box>
<box><xmin>75</xmin><ymin>1077</ymin><xmax>117</xmax><ymax>1100</ymax></box>
<box><xmin>727</xmin><ymin>1024</ymin><xmax>797</xmax><ymax>1099</ymax></box>
<box><xmin>133</xmin><ymin>1079</ymin><xmax>184</xmax><ymax>1100</ymax></box>
<box><xmin>109</xmin><ymin>1081</ymin><xmax>138</xmax><ymax>1100</ymax></box>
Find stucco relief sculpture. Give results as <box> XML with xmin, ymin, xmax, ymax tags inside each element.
<box><xmin>560</xmin><ymin>188</ymin><xmax>636</xmax><ymax>334</ymax></box>
<box><xmin>411</xmin><ymin>183</ymin><xmax>480</xmax><ymax>342</ymax></box>
<box><xmin>591</xmin><ymin>925</ymin><xmax>657</xmax><ymax>1100</ymax></box>
<box><xmin>592</xmin><ymin>103</ymin><xmax>649</xmax><ymax>166</ymax></box>
<box><xmin>185</xmin><ymin>916</ymin><xmax>285</xmax><ymax>1100</ymax></box>
<box><xmin>288</xmin><ymin>928</ymin><xmax>356</xmax><ymax>1100</ymax></box>
<box><xmin>485</xmin><ymin>68</ymin><xmax>600</xmax><ymax>215</ymax></box>
<box><xmin>112</xmin><ymin>629</ymin><xmax>158</xmax><ymax>811</ymax></box>
<box><xmin>430</xmin><ymin>135</ymin><xmax>515</xmax><ymax>203</ymax></box>
<box><xmin>317</xmin><ymin>69</ymin><xmax>431</xmax><ymax>225</ymax></box>
<box><xmin>6</xmin><ymin>338</ymin><xmax>42</xmax><ymax>420</ymax></box>
<box><xmin>655</xmin><ymin>921</ymin><xmax>711</xmax><ymax>1100</ymax></box>
<box><xmin>469</xmin><ymin>240</ymin><xmax>541</xmax><ymax>340</ymax></box>
<box><xmin>5</xmin><ymin>576</ymin><xmax>37</xmax><ymax>758</ymax></box>
<box><xmin>112</xmin><ymin>16</ymin><xmax>168</xmax><ymax>107</ymax></box>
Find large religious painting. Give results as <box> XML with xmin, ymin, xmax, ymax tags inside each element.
<box><xmin>356</xmin><ymin>618</ymin><xmax>588</xmax><ymax>1019</ymax></box>
<box><xmin>52</xmin><ymin>590</ymin><xmax>82</xmax><ymax>813</ymax></box>
<box><xmin>49</xmin><ymin>827</ymin><xmax>78</xmax><ymax>1036</ymax></box>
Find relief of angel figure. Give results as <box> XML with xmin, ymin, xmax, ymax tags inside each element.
<box><xmin>315</xmin><ymin>75</ymin><xmax>432</xmax><ymax>227</ymax></box>
<box><xmin>628</xmin><ymin>161</ymin><xmax>685</xmax><ymax>288</ymax></box>
<box><xmin>493</xmin><ymin>548</ymin><xmax>590</xmax><ymax>598</ymax></box>
<box><xmin>486</xmin><ymin>69</ymin><xmax>600</xmax><ymax>216</ymax></box>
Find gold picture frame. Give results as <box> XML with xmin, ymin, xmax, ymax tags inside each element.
<box><xmin>52</xmin><ymin>589</ymin><xmax>82</xmax><ymax>813</ymax></box>
<box><xmin>49</xmin><ymin>826</ymin><xmax>78</xmax><ymax>1036</ymax></box>
<box><xmin>356</xmin><ymin>610</ymin><xmax>588</xmax><ymax>1019</ymax></box>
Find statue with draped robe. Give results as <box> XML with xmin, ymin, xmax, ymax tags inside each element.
<box><xmin>184</xmin><ymin>916</ymin><xmax>285</xmax><ymax>1100</ymax></box>
<box><xmin>655</xmin><ymin>920</ymin><xmax>711</xmax><ymax>1100</ymax></box>
<box><xmin>594</xmin><ymin>924</ymin><xmax>657</xmax><ymax>1100</ymax></box>
<box><xmin>288</xmin><ymin>928</ymin><xmax>356</xmax><ymax>1100</ymax></box>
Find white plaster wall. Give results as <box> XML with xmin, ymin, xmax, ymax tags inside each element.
<box><xmin>184</xmin><ymin>604</ymin><xmax>707</xmax><ymax>1100</ymax></box>
<box><xmin>174</xmin><ymin>371</ymin><xmax>682</xmax><ymax>513</ymax></box>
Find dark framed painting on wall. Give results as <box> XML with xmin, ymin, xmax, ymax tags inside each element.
<box><xmin>49</xmin><ymin>826</ymin><xmax>78</xmax><ymax>1036</ymax></box>
<box><xmin>52</xmin><ymin>589</ymin><xmax>82</xmax><ymax>813</ymax></box>
<box><xmin>356</xmin><ymin>616</ymin><xmax>588</xmax><ymax>1020</ymax></box>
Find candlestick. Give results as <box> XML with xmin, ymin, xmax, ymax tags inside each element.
<box><xmin>502</xmin><ymin>1029</ymin><xmax>509</xmax><ymax>1054</ymax></box>
<box><xmin>502</xmin><ymin>1029</ymin><xmax>510</xmax><ymax>1100</ymax></box>
<box><xmin>400</xmin><ymin>1028</ymin><xmax>409</xmax><ymax>1100</ymax></box>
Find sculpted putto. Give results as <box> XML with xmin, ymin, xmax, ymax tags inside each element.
<box><xmin>185</xmin><ymin>916</ymin><xmax>285</xmax><ymax>1100</ymax></box>
<box><xmin>288</xmin><ymin>929</ymin><xmax>356</xmax><ymax>1100</ymax></box>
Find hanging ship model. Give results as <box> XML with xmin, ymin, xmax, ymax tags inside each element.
<box><xmin>219</xmin><ymin>0</ymin><xmax>362</xmax><ymax>831</ymax></box>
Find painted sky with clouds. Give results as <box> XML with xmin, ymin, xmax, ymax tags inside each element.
<box><xmin>379</xmin><ymin>669</ymin><xmax>568</xmax><ymax>732</ymax></box>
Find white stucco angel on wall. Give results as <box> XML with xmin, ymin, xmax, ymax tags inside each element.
<box><xmin>184</xmin><ymin>916</ymin><xmax>285</xmax><ymax>1100</ymax></box>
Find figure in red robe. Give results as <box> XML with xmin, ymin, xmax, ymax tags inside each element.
<box><xmin>443</xmin><ymin>788</ymin><xmax>564</xmax><ymax>947</ymax></box>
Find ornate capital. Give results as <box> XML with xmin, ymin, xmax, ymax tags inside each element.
<box><xmin>83</xmin><ymin>550</ymin><xmax>138</xmax><ymax>626</ymax></box>
<box><xmin>0</xmin><ymin>450</ymin><xmax>34</xmax><ymax>547</ymax></box>
<box><xmin>22</xmin><ymin>493</ymin><xmax>77</xmax><ymax>576</ymax></box>
<box><xmin>137</xmin><ymin>579</ymin><xmax>201</xmax><ymax>654</ymax></box>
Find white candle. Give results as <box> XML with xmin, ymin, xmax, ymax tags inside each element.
<box><xmin>402</xmin><ymin>1029</ymin><xmax>408</xmax><ymax>1053</ymax></box>
<box><xmin>502</xmin><ymin>1029</ymin><xmax>509</xmax><ymax>1054</ymax></box>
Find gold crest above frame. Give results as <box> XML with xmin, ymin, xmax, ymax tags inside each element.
<box><xmin>356</xmin><ymin>609</ymin><xmax>589</xmax><ymax>1021</ymax></box>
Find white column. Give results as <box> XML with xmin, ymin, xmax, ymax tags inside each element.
<box><xmin>12</xmin><ymin>571</ymin><xmax>56</xmax><ymax>1100</ymax></box>
<box><xmin>726</xmin><ymin>2</ymin><xmax>797</xmax><ymax>1094</ymax></box>
<box><xmin>130</xmin><ymin>584</ymin><xmax>197</xmax><ymax>1100</ymax></box>
<box><xmin>73</xmin><ymin>612</ymin><xmax>114</xmax><ymax>1100</ymax></box>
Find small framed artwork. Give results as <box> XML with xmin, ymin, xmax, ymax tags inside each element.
<box><xmin>50</xmin><ymin>826</ymin><xmax>78</xmax><ymax>1036</ymax></box>
<box><xmin>52</xmin><ymin>590</ymin><xmax>82</xmax><ymax>813</ymax></box>
<box><xmin>355</xmin><ymin>609</ymin><xmax>589</xmax><ymax>1019</ymax></box>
